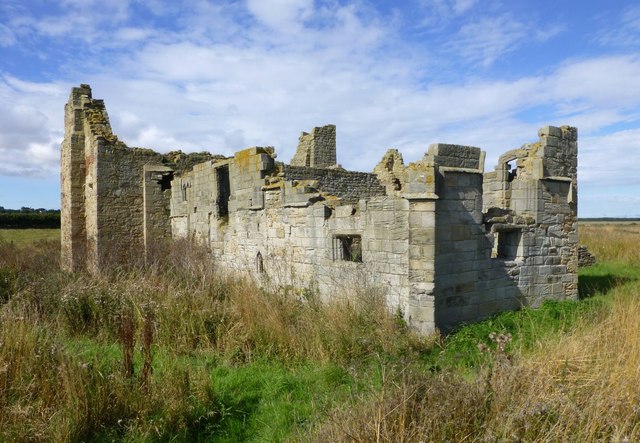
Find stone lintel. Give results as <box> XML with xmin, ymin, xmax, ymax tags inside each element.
<box><xmin>542</xmin><ymin>176</ymin><xmax>573</xmax><ymax>182</ymax></box>
<box><xmin>491</xmin><ymin>223</ymin><xmax>528</xmax><ymax>233</ymax></box>
<box><xmin>438</xmin><ymin>166</ymin><xmax>483</xmax><ymax>174</ymax></box>
<box><xmin>401</xmin><ymin>192</ymin><xmax>439</xmax><ymax>201</ymax></box>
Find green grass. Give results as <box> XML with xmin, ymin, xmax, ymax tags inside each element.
<box><xmin>0</xmin><ymin>228</ymin><xmax>60</xmax><ymax>244</ymax></box>
<box><xmin>420</xmin><ymin>261</ymin><xmax>638</xmax><ymax>373</ymax></box>
<box><xmin>579</xmin><ymin>261</ymin><xmax>640</xmax><ymax>299</ymax></box>
<box><xmin>1</xmin><ymin>225</ymin><xmax>638</xmax><ymax>441</ymax></box>
<box><xmin>208</xmin><ymin>360</ymin><xmax>357</xmax><ymax>442</ymax></box>
<box><xmin>423</xmin><ymin>295</ymin><xmax>611</xmax><ymax>372</ymax></box>
<box><xmin>57</xmin><ymin>336</ymin><xmax>367</xmax><ymax>442</ymax></box>
<box><xmin>65</xmin><ymin>337</ymin><xmax>363</xmax><ymax>441</ymax></box>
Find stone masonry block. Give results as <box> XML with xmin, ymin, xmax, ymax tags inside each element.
<box><xmin>410</xmin><ymin>228</ymin><xmax>435</xmax><ymax>244</ymax></box>
<box><xmin>538</xmin><ymin>126</ymin><xmax>563</xmax><ymax>138</ymax></box>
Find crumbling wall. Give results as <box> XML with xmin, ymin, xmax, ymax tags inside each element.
<box><xmin>281</xmin><ymin>166</ymin><xmax>386</xmax><ymax>204</ymax></box>
<box><xmin>62</xmin><ymin>85</ymin><xmax>183</xmax><ymax>271</ymax></box>
<box><xmin>373</xmin><ymin>149</ymin><xmax>405</xmax><ymax>195</ymax></box>
<box><xmin>61</xmin><ymin>85</ymin><xmax>166</xmax><ymax>271</ymax></box>
<box><xmin>61</xmin><ymin>85</ymin><xmax>91</xmax><ymax>271</ymax></box>
<box><xmin>61</xmin><ymin>85</ymin><xmax>580</xmax><ymax>335</ymax></box>
<box><xmin>290</xmin><ymin>124</ymin><xmax>337</xmax><ymax>168</ymax></box>
<box><xmin>167</xmin><ymin>123</ymin><xmax>579</xmax><ymax>333</ymax></box>
<box><xmin>578</xmin><ymin>245</ymin><xmax>596</xmax><ymax>267</ymax></box>
<box><xmin>171</xmin><ymin>142</ymin><xmax>436</xmax><ymax>332</ymax></box>
<box><xmin>481</xmin><ymin>126</ymin><xmax>579</xmax><ymax>309</ymax></box>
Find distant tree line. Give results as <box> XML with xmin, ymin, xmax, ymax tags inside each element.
<box><xmin>0</xmin><ymin>207</ymin><xmax>61</xmax><ymax>229</ymax></box>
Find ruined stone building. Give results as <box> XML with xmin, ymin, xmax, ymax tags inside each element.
<box><xmin>61</xmin><ymin>85</ymin><xmax>579</xmax><ymax>333</ymax></box>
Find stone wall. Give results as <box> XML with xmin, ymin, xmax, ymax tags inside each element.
<box><xmin>578</xmin><ymin>245</ymin><xmax>596</xmax><ymax>267</ymax></box>
<box><xmin>170</xmin><ymin>145</ymin><xmax>434</xmax><ymax>330</ymax></box>
<box><xmin>62</xmin><ymin>85</ymin><xmax>196</xmax><ymax>271</ymax></box>
<box><xmin>91</xmin><ymin>145</ymin><xmax>167</xmax><ymax>269</ymax></box>
<box><xmin>290</xmin><ymin>124</ymin><xmax>337</xmax><ymax>168</ymax></box>
<box><xmin>61</xmin><ymin>85</ymin><xmax>580</xmax><ymax>335</ymax></box>
<box><xmin>481</xmin><ymin>126</ymin><xmax>579</xmax><ymax>310</ymax></box>
<box><xmin>281</xmin><ymin>165</ymin><xmax>386</xmax><ymax>204</ymax></box>
<box><xmin>61</xmin><ymin>85</ymin><xmax>91</xmax><ymax>271</ymax></box>
<box><xmin>422</xmin><ymin>145</ymin><xmax>520</xmax><ymax>329</ymax></box>
<box><xmin>144</xmin><ymin>165</ymin><xmax>173</xmax><ymax>256</ymax></box>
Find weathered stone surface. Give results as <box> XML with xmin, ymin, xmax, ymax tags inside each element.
<box><xmin>61</xmin><ymin>85</ymin><xmax>579</xmax><ymax>335</ymax></box>
<box><xmin>290</xmin><ymin>124</ymin><xmax>337</xmax><ymax>168</ymax></box>
<box><xmin>578</xmin><ymin>245</ymin><xmax>596</xmax><ymax>267</ymax></box>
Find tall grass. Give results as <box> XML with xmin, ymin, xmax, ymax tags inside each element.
<box><xmin>313</xmin><ymin>285</ymin><xmax>640</xmax><ymax>441</ymax></box>
<box><xmin>2</xmin><ymin>223</ymin><xmax>638</xmax><ymax>441</ymax></box>
<box><xmin>580</xmin><ymin>223</ymin><xmax>640</xmax><ymax>264</ymax></box>
<box><xmin>0</xmin><ymin>238</ymin><xmax>426</xmax><ymax>441</ymax></box>
<box><xmin>307</xmin><ymin>223</ymin><xmax>640</xmax><ymax>441</ymax></box>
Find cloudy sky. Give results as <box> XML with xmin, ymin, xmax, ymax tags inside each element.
<box><xmin>1</xmin><ymin>0</ymin><xmax>639</xmax><ymax>217</ymax></box>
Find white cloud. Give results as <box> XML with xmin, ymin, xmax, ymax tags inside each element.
<box><xmin>580</xmin><ymin>129</ymin><xmax>640</xmax><ymax>186</ymax></box>
<box><xmin>2</xmin><ymin>0</ymin><xmax>132</xmax><ymax>44</ymax></box>
<box><xmin>550</xmin><ymin>55</ymin><xmax>640</xmax><ymax>109</ymax></box>
<box><xmin>596</xmin><ymin>6</ymin><xmax>640</xmax><ymax>48</ymax></box>
<box><xmin>453</xmin><ymin>0</ymin><xmax>476</xmax><ymax>14</ymax></box>
<box><xmin>0</xmin><ymin>77</ymin><xmax>66</xmax><ymax>177</ymax></box>
<box><xmin>447</xmin><ymin>15</ymin><xmax>526</xmax><ymax>67</ymax></box>
<box><xmin>0</xmin><ymin>24</ymin><xmax>16</xmax><ymax>47</ymax></box>
<box><xmin>246</xmin><ymin>0</ymin><xmax>314</xmax><ymax>31</ymax></box>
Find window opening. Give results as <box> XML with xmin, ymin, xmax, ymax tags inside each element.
<box><xmin>495</xmin><ymin>230</ymin><xmax>522</xmax><ymax>260</ymax></box>
<box><xmin>158</xmin><ymin>172</ymin><xmax>173</xmax><ymax>191</ymax></box>
<box><xmin>181</xmin><ymin>182</ymin><xmax>188</xmax><ymax>202</ymax></box>
<box><xmin>506</xmin><ymin>159</ymin><xmax>517</xmax><ymax>182</ymax></box>
<box><xmin>333</xmin><ymin>235</ymin><xmax>362</xmax><ymax>262</ymax></box>
<box><xmin>216</xmin><ymin>165</ymin><xmax>230</xmax><ymax>217</ymax></box>
<box><xmin>256</xmin><ymin>251</ymin><xmax>264</xmax><ymax>273</ymax></box>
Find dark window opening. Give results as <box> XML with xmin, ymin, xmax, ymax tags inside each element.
<box><xmin>334</xmin><ymin>235</ymin><xmax>363</xmax><ymax>262</ymax></box>
<box><xmin>506</xmin><ymin>159</ymin><xmax>517</xmax><ymax>182</ymax></box>
<box><xmin>181</xmin><ymin>183</ymin><xmax>188</xmax><ymax>202</ymax></box>
<box><xmin>256</xmin><ymin>251</ymin><xmax>264</xmax><ymax>273</ymax></box>
<box><xmin>158</xmin><ymin>172</ymin><xmax>173</xmax><ymax>191</ymax></box>
<box><xmin>216</xmin><ymin>165</ymin><xmax>230</xmax><ymax>217</ymax></box>
<box><xmin>496</xmin><ymin>230</ymin><xmax>522</xmax><ymax>260</ymax></box>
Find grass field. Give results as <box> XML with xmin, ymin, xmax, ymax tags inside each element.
<box><xmin>0</xmin><ymin>224</ymin><xmax>638</xmax><ymax>441</ymax></box>
<box><xmin>0</xmin><ymin>228</ymin><xmax>60</xmax><ymax>245</ymax></box>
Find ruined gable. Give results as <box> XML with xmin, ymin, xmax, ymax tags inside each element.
<box><xmin>60</xmin><ymin>85</ymin><xmax>220</xmax><ymax>271</ymax></box>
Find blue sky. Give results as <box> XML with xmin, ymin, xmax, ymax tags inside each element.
<box><xmin>1</xmin><ymin>0</ymin><xmax>639</xmax><ymax>217</ymax></box>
